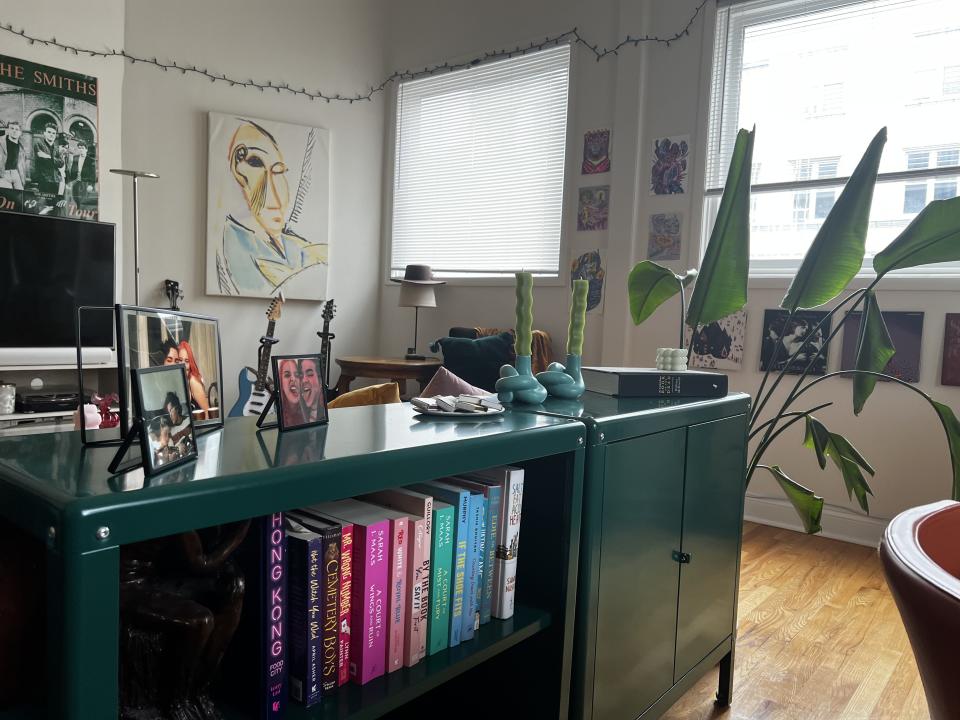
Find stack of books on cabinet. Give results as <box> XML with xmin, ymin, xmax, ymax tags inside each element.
<box><xmin>224</xmin><ymin>466</ymin><xmax>526</xmax><ymax>716</ymax></box>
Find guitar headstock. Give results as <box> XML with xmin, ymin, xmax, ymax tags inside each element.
<box><xmin>322</xmin><ymin>298</ymin><xmax>337</xmax><ymax>322</ymax></box>
<box><xmin>266</xmin><ymin>292</ymin><xmax>285</xmax><ymax>322</ymax></box>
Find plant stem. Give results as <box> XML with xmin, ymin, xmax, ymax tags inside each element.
<box><xmin>748</xmin><ymin>402</ymin><xmax>832</xmax><ymax>440</ymax></box>
<box><xmin>749</xmin><ymin>290</ymin><xmax>866</xmax><ymax>428</ymax></box>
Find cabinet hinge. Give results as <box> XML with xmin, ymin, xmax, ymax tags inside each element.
<box><xmin>672</xmin><ymin>550</ymin><xmax>691</xmax><ymax>564</ymax></box>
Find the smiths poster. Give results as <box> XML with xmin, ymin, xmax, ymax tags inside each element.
<box><xmin>0</xmin><ymin>54</ymin><xmax>99</xmax><ymax>221</ymax></box>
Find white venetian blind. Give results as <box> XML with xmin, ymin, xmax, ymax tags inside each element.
<box><xmin>391</xmin><ymin>44</ymin><xmax>571</xmax><ymax>279</ymax></box>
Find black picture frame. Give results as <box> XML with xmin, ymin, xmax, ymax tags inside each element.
<box><xmin>271</xmin><ymin>353</ymin><xmax>329</xmax><ymax>432</ymax></box>
<box><xmin>131</xmin><ymin>364</ymin><xmax>199</xmax><ymax>477</ymax></box>
<box><xmin>116</xmin><ymin>305</ymin><xmax>224</xmax><ymax>435</ymax></box>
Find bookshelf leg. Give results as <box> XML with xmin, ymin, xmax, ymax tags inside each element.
<box><xmin>48</xmin><ymin>543</ymin><xmax>120</xmax><ymax>719</ymax></box>
<box><xmin>716</xmin><ymin>649</ymin><xmax>734</xmax><ymax>707</ymax></box>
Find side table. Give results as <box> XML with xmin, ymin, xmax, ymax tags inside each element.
<box><xmin>334</xmin><ymin>355</ymin><xmax>442</xmax><ymax>397</ymax></box>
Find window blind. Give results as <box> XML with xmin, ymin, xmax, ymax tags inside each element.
<box><xmin>706</xmin><ymin>0</ymin><xmax>960</xmax><ymax>274</ymax></box>
<box><xmin>391</xmin><ymin>44</ymin><xmax>571</xmax><ymax>278</ymax></box>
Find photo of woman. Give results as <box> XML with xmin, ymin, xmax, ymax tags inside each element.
<box><xmin>272</xmin><ymin>354</ymin><xmax>328</xmax><ymax>431</ymax></box>
<box><xmin>178</xmin><ymin>340</ymin><xmax>212</xmax><ymax>420</ymax></box>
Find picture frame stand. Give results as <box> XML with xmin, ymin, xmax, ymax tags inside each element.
<box><xmin>254</xmin><ymin>391</ymin><xmax>279</xmax><ymax>430</ymax></box>
<box><xmin>107</xmin><ymin>419</ymin><xmax>144</xmax><ymax>475</ymax></box>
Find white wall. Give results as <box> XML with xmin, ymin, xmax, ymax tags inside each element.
<box><xmin>120</xmin><ymin>0</ymin><xmax>386</xmax><ymax>411</ymax></box>
<box><xmin>378</xmin><ymin>0</ymin><xmax>622</xmax><ymax>368</ymax></box>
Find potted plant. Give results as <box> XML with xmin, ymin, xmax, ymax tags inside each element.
<box><xmin>627</xmin><ymin>127</ymin><xmax>960</xmax><ymax>533</ymax></box>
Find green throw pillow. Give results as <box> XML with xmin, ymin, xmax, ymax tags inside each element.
<box><xmin>432</xmin><ymin>332</ymin><xmax>515</xmax><ymax>392</ymax></box>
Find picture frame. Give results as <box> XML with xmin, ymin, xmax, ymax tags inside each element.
<box><xmin>131</xmin><ymin>365</ymin><xmax>198</xmax><ymax>477</ymax></box>
<box><xmin>270</xmin><ymin>354</ymin><xmax>328</xmax><ymax>432</ymax></box>
<box><xmin>116</xmin><ymin>305</ymin><xmax>224</xmax><ymax>434</ymax></box>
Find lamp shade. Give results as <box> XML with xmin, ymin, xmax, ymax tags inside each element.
<box><xmin>398</xmin><ymin>283</ymin><xmax>437</xmax><ymax>308</ymax></box>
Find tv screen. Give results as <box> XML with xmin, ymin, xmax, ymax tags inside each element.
<box><xmin>0</xmin><ymin>212</ymin><xmax>115</xmax><ymax>348</ymax></box>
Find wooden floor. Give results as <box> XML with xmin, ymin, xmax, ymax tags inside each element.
<box><xmin>662</xmin><ymin>523</ymin><xmax>929</xmax><ymax>720</ymax></box>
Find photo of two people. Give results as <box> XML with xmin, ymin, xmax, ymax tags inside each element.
<box><xmin>132</xmin><ymin>365</ymin><xmax>198</xmax><ymax>475</ymax></box>
<box><xmin>272</xmin><ymin>354</ymin><xmax>327</xmax><ymax>431</ymax></box>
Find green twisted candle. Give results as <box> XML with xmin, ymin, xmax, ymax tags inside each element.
<box><xmin>515</xmin><ymin>271</ymin><xmax>534</xmax><ymax>356</ymax></box>
<box><xmin>567</xmin><ymin>279</ymin><xmax>588</xmax><ymax>356</ymax></box>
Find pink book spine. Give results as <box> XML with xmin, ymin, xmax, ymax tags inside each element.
<box><xmin>337</xmin><ymin>523</ymin><xmax>354</xmax><ymax>687</ymax></box>
<box><xmin>349</xmin><ymin>520</ymin><xmax>388</xmax><ymax>685</ymax></box>
<box><xmin>386</xmin><ymin>517</ymin><xmax>409</xmax><ymax>673</ymax></box>
<box><xmin>405</xmin><ymin>516</ymin><xmax>430</xmax><ymax>667</ymax></box>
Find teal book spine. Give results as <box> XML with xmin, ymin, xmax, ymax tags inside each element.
<box><xmin>409</xmin><ymin>483</ymin><xmax>469</xmax><ymax>647</ymax></box>
<box><xmin>479</xmin><ymin>487</ymin><xmax>500</xmax><ymax>624</ymax></box>
<box><xmin>461</xmin><ymin>493</ymin><xmax>483</xmax><ymax>641</ymax></box>
<box><xmin>427</xmin><ymin>503</ymin><xmax>454</xmax><ymax>655</ymax></box>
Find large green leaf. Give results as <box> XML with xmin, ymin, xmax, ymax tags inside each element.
<box><xmin>931</xmin><ymin>400</ymin><xmax>960</xmax><ymax>501</ymax></box>
<box><xmin>685</xmin><ymin>128</ymin><xmax>754</xmax><ymax>329</ymax></box>
<box><xmin>781</xmin><ymin>128</ymin><xmax>886</xmax><ymax>311</ymax></box>
<box><xmin>627</xmin><ymin>262</ymin><xmax>695</xmax><ymax>325</ymax></box>
<box><xmin>853</xmin><ymin>292</ymin><xmax>895</xmax><ymax>415</ymax></box>
<box><xmin>873</xmin><ymin>197</ymin><xmax>960</xmax><ymax>277</ymax></box>
<box><xmin>762</xmin><ymin>465</ymin><xmax>824</xmax><ymax>534</ymax></box>
<box><xmin>802</xmin><ymin>416</ymin><xmax>875</xmax><ymax>512</ymax></box>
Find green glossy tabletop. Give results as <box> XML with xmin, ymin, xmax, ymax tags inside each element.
<box><xmin>0</xmin><ymin>403</ymin><xmax>583</xmax><ymax>551</ymax></box>
<box><xmin>513</xmin><ymin>391</ymin><xmax>751</xmax><ymax>445</ymax></box>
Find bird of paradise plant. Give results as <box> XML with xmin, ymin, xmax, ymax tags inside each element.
<box><xmin>627</xmin><ymin>127</ymin><xmax>960</xmax><ymax>533</ymax></box>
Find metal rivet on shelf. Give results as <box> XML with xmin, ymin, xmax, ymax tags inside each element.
<box><xmin>599</xmin><ymin>432</ymin><xmax>605</xmax><ymax>441</ymax></box>
<box><xmin>47</xmin><ymin>526</ymin><xmax>56</xmax><ymax>541</ymax></box>
<box><xmin>96</xmin><ymin>526</ymin><xmax>110</xmax><ymax>540</ymax></box>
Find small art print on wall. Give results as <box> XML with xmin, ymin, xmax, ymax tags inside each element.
<box><xmin>840</xmin><ymin>310</ymin><xmax>924</xmax><ymax>383</ymax></box>
<box><xmin>581</xmin><ymin>129</ymin><xmax>611</xmax><ymax>174</ymax></box>
<box><xmin>206</xmin><ymin>111</ymin><xmax>330</xmax><ymax>300</ymax></box>
<box><xmin>941</xmin><ymin>313</ymin><xmax>960</xmax><ymax>386</ymax></box>
<box><xmin>577</xmin><ymin>185</ymin><xmax>609</xmax><ymax>231</ymax></box>
<box><xmin>570</xmin><ymin>249</ymin><xmax>605</xmax><ymax>314</ymax></box>
<box><xmin>650</xmin><ymin>135</ymin><xmax>689</xmax><ymax>195</ymax></box>
<box><xmin>647</xmin><ymin>212</ymin><xmax>682</xmax><ymax>261</ymax></box>
<box><xmin>685</xmin><ymin>310</ymin><xmax>747</xmax><ymax>370</ymax></box>
<box><xmin>760</xmin><ymin>309</ymin><xmax>831</xmax><ymax>375</ymax></box>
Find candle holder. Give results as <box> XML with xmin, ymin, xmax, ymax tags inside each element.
<box><xmin>496</xmin><ymin>355</ymin><xmax>548</xmax><ymax>404</ymax></box>
<box><xmin>537</xmin><ymin>354</ymin><xmax>586</xmax><ymax>399</ymax></box>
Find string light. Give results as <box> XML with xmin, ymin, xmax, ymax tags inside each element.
<box><xmin>0</xmin><ymin>1</ymin><xmax>707</xmax><ymax>104</ymax></box>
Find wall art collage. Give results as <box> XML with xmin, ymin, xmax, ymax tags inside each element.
<box><xmin>572</xmin><ymin>128</ymin><xmax>611</xmax><ymax>314</ymax></box>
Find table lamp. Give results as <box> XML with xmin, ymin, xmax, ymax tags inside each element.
<box><xmin>392</xmin><ymin>264</ymin><xmax>444</xmax><ymax>360</ymax></box>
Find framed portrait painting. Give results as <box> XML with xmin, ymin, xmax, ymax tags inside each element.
<box><xmin>206</xmin><ymin>111</ymin><xmax>330</xmax><ymax>300</ymax></box>
<box><xmin>271</xmin><ymin>354</ymin><xmax>328</xmax><ymax>431</ymax></box>
<box><xmin>116</xmin><ymin>306</ymin><xmax>223</xmax><ymax>434</ymax></box>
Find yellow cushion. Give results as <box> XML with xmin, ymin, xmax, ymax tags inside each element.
<box><xmin>328</xmin><ymin>382</ymin><xmax>401</xmax><ymax>409</ymax></box>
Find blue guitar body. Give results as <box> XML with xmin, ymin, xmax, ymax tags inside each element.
<box><xmin>229</xmin><ymin>367</ymin><xmax>272</xmax><ymax>417</ymax></box>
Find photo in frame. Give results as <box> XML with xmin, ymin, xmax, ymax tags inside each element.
<box><xmin>131</xmin><ymin>365</ymin><xmax>198</xmax><ymax>476</ymax></box>
<box><xmin>116</xmin><ymin>306</ymin><xmax>223</xmax><ymax>434</ymax></box>
<box><xmin>840</xmin><ymin>310</ymin><xmax>924</xmax><ymax>383</ymax></box>
<box><xmin>271</xmin><ymin>354</ymin><xmax>328</xmax><ymax>431</ymax></box>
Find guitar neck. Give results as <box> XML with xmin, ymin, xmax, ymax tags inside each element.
<box><xmin>254</xmin><ymin>319</ymin><xmax>277</xmax><ymax>392</ymax></box>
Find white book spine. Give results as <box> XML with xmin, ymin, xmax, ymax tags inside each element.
<box><xmin>492</xmin><ymin>469</ymin><xmax>524</xmax><ymax>619</ymax></box>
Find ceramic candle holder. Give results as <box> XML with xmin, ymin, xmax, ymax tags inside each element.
<box><xmin>496</xmin><ymin>355</ymin><xmax>548</xmax><ymax>405</ymax></box>
<box><xmin>536</xmin><ymin>354</ymin><xmax>586</xmax><ymax>399</ymax></box>
<box><xmin>656</xmin><ymin>348</ymin><xmax>688</xmax><ymax>372</ymax></box>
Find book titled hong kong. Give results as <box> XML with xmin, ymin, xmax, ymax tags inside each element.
<box><xmin>222</xmin><ymin>512</ymin><xmax>288</xmax><ymax>719</ymax></box>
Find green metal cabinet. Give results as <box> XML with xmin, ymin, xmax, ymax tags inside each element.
<box><xmin>525</xmin><ymin>392</ymin><xmax>750</xmax><ymax>720</ymax></box>
<box><xmin>0</xmin><ymin>403</ymin><xmax>586</xmax><ymax>720</ymax></box>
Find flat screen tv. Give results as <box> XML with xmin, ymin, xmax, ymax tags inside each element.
<box><xmin>0</xmin><ymin>212</ymin><xmax>116</xmax><ymax>353</ymax></box>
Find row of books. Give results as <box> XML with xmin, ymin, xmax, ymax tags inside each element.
<box><xmin>237</xmin><ymin>465</ymin><xmax>525</xmax><ymax>716</ymax></box>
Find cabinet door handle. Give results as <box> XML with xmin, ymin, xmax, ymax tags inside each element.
<box><xmin>672</xmin><ymin>550</ymin><xmax>691</xmax><ymax>564</ymax></box>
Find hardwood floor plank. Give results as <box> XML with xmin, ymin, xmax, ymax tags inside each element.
<box><xmin>660</xmin><ymin>522</ymin><xmax>929</xmax><ymax>720</ymax></box>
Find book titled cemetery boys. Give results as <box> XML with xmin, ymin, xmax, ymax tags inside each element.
<box><xmin>582</xmin><ymin>366</ymin><xmax>727</xmax><ymax>398</ymax></box>
<box><xmin>224</xmin><ymin>512</ymin><xmax>288</xmax><ymax>719</ymax></box>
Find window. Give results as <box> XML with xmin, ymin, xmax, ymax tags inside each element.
<box><xmin>706</xmin><ymin>0</ymin><xmax>960</xmax><ymax>276</ymax></box>
<box><xmin>390</xmin><ymin>45</ymin><xmax>571</xmax><ymax>279</ymax></box>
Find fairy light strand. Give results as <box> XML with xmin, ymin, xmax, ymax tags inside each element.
<box><xmin>0</xmin><ymin>1</ymin><xmax>707</xmax><ymax>104</ymax></box>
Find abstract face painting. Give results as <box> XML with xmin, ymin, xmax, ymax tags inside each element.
<box><xmin>207</xmin><ymin>112</ymin><xmax>330</xmax><ymax>300</ymax></box>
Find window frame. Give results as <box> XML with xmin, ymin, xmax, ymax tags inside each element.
<box><xmin>704</xmin><ymin>0</ymin><xmax>960</xmax><ymax>282</ymax></box>
<box><xmin>383</xmin><ymin>43</ymin><xmax>577</xmax><ymax>287</ymax></box>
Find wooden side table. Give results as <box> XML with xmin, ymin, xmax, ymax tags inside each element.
<box><xmin>334</xmin><ymin>356</ymin><xmax>442</xmax><ymax>397</ymax></box>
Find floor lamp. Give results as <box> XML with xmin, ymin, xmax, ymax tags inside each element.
<box><xmin>110</xmin><ymin>169</ymin><xmax>159</xmax><ymax>305</ymax></box>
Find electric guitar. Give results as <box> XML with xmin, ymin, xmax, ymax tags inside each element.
<box><xmin>317</xmin><ymin>299</ymin><xmax>337</xmax><ymax>391</ymax></box>
<box><xmin>228</xmin><ymin>295</ymin><xmax>284</xmax><ymax>417</ymax></box>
